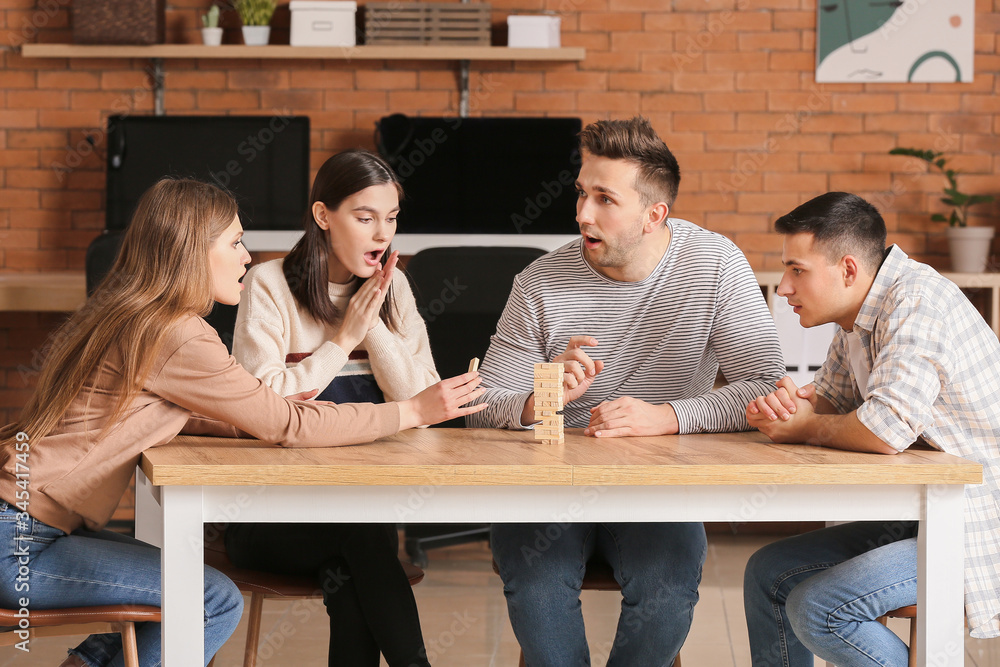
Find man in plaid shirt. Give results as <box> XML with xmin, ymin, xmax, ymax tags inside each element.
<box><xmin>742</xmin><ymin>191</ymin><xmax>1000</xmax><ymax>666</ymax></box>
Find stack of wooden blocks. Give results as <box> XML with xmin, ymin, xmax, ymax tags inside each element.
<box><xmin>533</xmin><ymin>362</ymin><xmax>564</xmax><ymax>445</ymax></box>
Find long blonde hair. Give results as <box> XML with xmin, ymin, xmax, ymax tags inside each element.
<box><xmin>0</xmin><ymin>178</ymin><xmax>238</xmax><ymax>444</ymax></box>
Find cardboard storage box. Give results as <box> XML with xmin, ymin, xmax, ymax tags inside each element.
<box><xmin>507</xmin><ymin>15</ymin><xmax>560</xmax><ymax>48</ymax></box>
<box><xmin>290</xmin><ymin>1</ymin><xmax>357</xmax><ymax>47</ymax></box>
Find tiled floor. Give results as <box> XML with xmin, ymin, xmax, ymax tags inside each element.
<box><xmin>3</xmin><ymin>533</ymin><xmax>997</xmax><ymax>666</ymax></box>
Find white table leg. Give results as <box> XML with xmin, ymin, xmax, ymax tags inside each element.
<box><xmin>160</xmin><ymin>485</ymin><xmax>204</xmax><ymax>665</ymax></box>
<box><xmin>917</xmin><ymin>484</ymin><xmax>966</xmax><ymax>666</ymax></box>
<box><xmin>134</xmin><ymin>468</ymin><xmax>162</xmax><ymax>547</ymax></box>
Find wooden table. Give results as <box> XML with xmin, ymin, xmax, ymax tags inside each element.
<box><xmin>0</xmin><ymin>273</ymin><xmax>87</xmax><ymax>311</ymax></box>
<box><xmin>136</xmin><ymin>428</ymin><xmax>981</xmax><ymax>666</ymax></box>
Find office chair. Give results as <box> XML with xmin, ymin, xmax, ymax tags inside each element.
<box><xmin>84</xmin><ymin>230</ymin><xmax>239</xmax><ymax>352</ymax></box>
<box><xmin>403</xmin><ymin>245</ymin><xmax>547</xmax><ymax>566</ymax></box>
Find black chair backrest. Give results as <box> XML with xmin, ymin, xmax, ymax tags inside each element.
<box><xmin>83</xmin><ymin>231</ymin><xmax>239</xmax><ymax>352</ymax></box>
<box><xmin>406</xmin><ymin>246</ymin><xmax>547</xmax><ymax>425</ymax></box>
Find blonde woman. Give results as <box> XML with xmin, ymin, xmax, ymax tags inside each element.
<box><xmin>0</xmin><ymin>178</ymin><xmax>486</xmax><ymax>667</ymax></box>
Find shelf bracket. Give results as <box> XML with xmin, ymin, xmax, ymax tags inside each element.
<box><xmin>151</xmin><ymin>57</ymin><xmax>165</xmax><ymax>116</ymax></box>
<box><xmin>459</xmin><ymin>59</ymin><xmax>470</xmax><ymax>118</ymax></box>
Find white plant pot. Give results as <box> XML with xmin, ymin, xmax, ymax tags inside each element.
<box><xmin>241</xmin><ymin>25</ymin><xmax>271</xmax><ymax>46</ymax></box>
<box><xmin>946</xmin><ymin>226</ymin><xmax>995</xmax><ymax>273</ymax></box>
<box><xmin>201</xmin><ymin>27</ymin><xmax>223</xmax><ymax>46</ymax></box>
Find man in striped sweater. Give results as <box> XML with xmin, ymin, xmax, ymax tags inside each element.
<box><xmin>468</xmin><ymin>117</ymin><xmax>785</xmax><ymax>666</ymax></box>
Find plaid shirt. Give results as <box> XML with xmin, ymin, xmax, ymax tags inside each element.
<box><xmin>815</xmin><ymin>245</ymin><xmax>1000</xmax><ymax>639</ymax></box>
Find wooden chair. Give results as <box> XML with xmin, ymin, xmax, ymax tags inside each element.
<box><xmin>492</xmin><ymin>556</ymin><xmax>681</xmax><ymax>667</ymax></box>
<box><xmin>878</xmin><ymin>605</ymin><xmax>917</xmax><ymax>667</ymax></box>
<box><xmin>205</xmin><ymin>532</ymin><xmax>425</xmax><ymax>667</ymax></box>
<box><xmin>0</xmin><ymin>604</ymin><xmax>160</xmax><ymax>667</ymax></box>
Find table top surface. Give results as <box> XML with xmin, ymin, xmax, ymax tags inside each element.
<box><xmin>140</xmin><ymin>428</ymin><xmax>982</xmax><ymax>487</ymax></box>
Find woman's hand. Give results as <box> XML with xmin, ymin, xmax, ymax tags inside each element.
<box><xmin>397</xmin><ymin>371</ymin><xmax>488</xmax><ymax>429</ymax></box>
<box><xmin>330</xmin><ymin>251</ymin><xmax>399</xmax><ymax>352</ymax></box>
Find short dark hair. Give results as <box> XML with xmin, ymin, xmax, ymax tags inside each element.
<box><xmin>774</xmin><ymin>192</ymin><xmax>887</xmax><ymax>272</ymax></box>
<box><xmin>578</xmin><ymin>116</ymin><xmax>681</xmax><ymax>208</ymax></box>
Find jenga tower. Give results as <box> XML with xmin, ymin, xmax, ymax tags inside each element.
<box><xmin>533</xmin><ymin>362</ymin><xmax>564</xmax><ymax>445</ymax></box>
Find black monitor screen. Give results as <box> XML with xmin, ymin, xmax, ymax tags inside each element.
<box><xmin>106</xmin><ymin>115</ymin><xmax>310</xmax><ymax>231</ymax></box>
<box><xmin>376</xmin><ymin>115</ymin><xmax>582</xmax><ymax>235</ymax></box>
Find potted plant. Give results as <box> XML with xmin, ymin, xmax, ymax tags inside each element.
<box><xmin>232</xmin><ymin>0</ymin><xmax>276</xmax><ymax>46</ymax></box>
<box><xmin>890</xmin><ymin>147</ymin><xmax>996</xmax><ymax>273</ymax></box>
<box><xmin>201</xmin><ymin>5</ymin><xmax>222</xmax><ymax>46</ymax></box>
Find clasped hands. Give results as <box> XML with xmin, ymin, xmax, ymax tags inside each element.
<box><xmin>549</xmin><ymin>336</ymin><xmax>678</xmax><ymax>437</ymax></box>
<box><xmin>746</xmin><ymin>376</ymin><xmax>819</xmax><ymax>443</ymax></box>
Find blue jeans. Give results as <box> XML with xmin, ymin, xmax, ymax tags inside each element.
<box><xmin>0</xmin><ymin>501</ymin><xmax>243</xmax><ymax>667</ymax></box>
<box><xmin>491</xmin><ymin>522</ymin><xmax>705</xmax><ymax>667</ymax></box>
<box><xmin>744</xmin><ymin>521</ymin><xmax>918</xmax><ymax>667</ymax></box>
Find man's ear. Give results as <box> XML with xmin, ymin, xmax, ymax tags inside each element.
<box><xmin>841</xmin><ymin>254</ymin><xmax>861</xmax><ymax>287</ymax></box>
<box><xmin>645</xmin><ymin>202</ymin><xmax>670</xmax><ymax>232</ymax></box>
<box><xmin>312</xmin><ymin>202</ymin><xmax>329</xmax><ymax>230</ymax></box>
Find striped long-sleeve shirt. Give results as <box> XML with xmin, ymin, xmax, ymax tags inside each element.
<box><xmin>467</xmin><ymin>219</ymin><xmax>785</xmax><ymax>433</ymax></box>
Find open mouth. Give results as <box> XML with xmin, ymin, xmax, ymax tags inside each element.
<box><xmin>364</xmin><ymin>249</ymin><xmax>384</xmax><ymax>266</ymax></box>
<box><xmin>582</xmin><ymin>234</ymin><xmax>602</xmax><ymax>250</ymax></box>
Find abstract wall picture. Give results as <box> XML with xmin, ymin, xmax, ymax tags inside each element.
<box><xmin>816</xmin><ymin>0</ymin><xmax>974</xmax><ymax>83</ymax></box>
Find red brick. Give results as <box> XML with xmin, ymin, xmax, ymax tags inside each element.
<box><xmin>0</xmin><ymin>230</ymin><xmax>38</xmax><ymax>249</ymax></box>
<box><xmin>641</xmin><ymin>93</ymin><xmax>703</xmax><ymax>112</ymax></box>
<box><xmin>0</xmin><ymin>110</ymin><xmax>38</xmax><ymax>128</ymax></box>
<box><xmin>196</xmin><ymin>90</ymin><xmax>260</xmax><ymax>109</ymax></box>
<box><xmin>738</xmin><ymin>31</ymin><xmax>801</xmax><ymax>51</ymax></box>
<box><xmin>703</xmin><ymin>92</ymin><xmax>766</xmax><ymax>111</ymax></box>
<box><xmin>579</xmin><ymin>12</ymin><xmax>642</xmax><ymax>31</ymax></box>
<box><xmin>289</xmin><ymin>70</ymin><xmax>353</xmax><ymax>89</ymax></box>
<box><xmin>356</xmin><ymin>71</ymin><xmax>418</xmax><ymax>90</ymax></box>
<box><xmin>763</xmin><ymin>173</ymin><xmax>829</xmax><ymax>192</ymax></box>
<box><xmin>260</xmin><ymin>90</ymin><xmax>324</xmax><ymax>110</ymax></box>
<box><xmin>674</xmin><ymin>112</ymin><xmax>735</xmax><ymax>132</ymax></box>
<box><xmin>705</xmin><ymin>52</ymin><xmax>768</xmax><ymax>72</ymax></box>
<box><xmin>0</xmin><ymin>150</ymin><xmax>38</xmax><ymax>168</ymax></box>
<box><xmin>229</xmin><ymin>70</ymin><xmax>289</xmax><ymax>90</ymax></box>
<box><xmin>672</xmin><ymin>72</ymin><xmax>734</xmax><ymax>92</ymax></box>
<box><xmin>705</xmin><ymin>132</ymin><xmax>769</xmax><ymax>151</ymax></box>
<box><xmin>736</xmin><ymin>72</ymin><xmax>800</xmax><ymax>91</ymax></box>
<box><xmin>549</xmin><ymin>72</ymin><xmax>608</xmax><ymax>91</ymax></box>
<box><xmin>577</xmin><ymin>91</ymin><xmax>640</xmax><ymax>112</ymax></box>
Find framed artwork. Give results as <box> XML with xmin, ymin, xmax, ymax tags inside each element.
<box><xmin>816</xmin><ymin>1</ymin><xmax>975</xmax><ymax>83</ymax></box>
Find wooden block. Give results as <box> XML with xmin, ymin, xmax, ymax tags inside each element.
<box><xmin>468</xmin><ymin>357</ymin><xmax>480</xmax><ymax>373</ymax></box>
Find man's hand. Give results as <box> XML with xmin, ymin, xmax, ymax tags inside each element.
<box><xmin>746</xmin><ymin>376</ymin><xmax>816</xmax><ymax>443</ymax></box>
<box><xmin>584</xmin><ymin>397</ymin><xmax>678</xmax><ymax>437</ymax></box>
<box><xmin>284</xmin><ymin>389</ymin><xmax>334</xmax><ymax>406</ymax></box>
<box><xmin>553</xmin><ymin>335</ymin><xmax>605</xmax><ymax>403</ymax></box>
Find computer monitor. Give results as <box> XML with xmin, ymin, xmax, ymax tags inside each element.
<box><xmin>375</xmin><ymin>115</ymin><xmax>582</xmax><ymax>236</ymax></box>
<box><xmin>105</xmin><ymin>115</ymin><xmax>310</xmax><ymax>232</ymax></box>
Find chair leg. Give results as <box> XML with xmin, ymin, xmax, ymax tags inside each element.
<box><xmin>908</xmin><ymin>617</ymin><xmax>917</xmax><ymax>667</ymax></box>
<box><xmin>113</xmin><ymin>621</ymin><xmax>140</xmax><ymax>667</ymax></box>
<box><xmin>243</xmin><ymin>592</ymin><xmax>265</xmax><ymax>667</ymax></box>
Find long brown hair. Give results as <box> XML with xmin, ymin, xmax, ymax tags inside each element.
<box><xmin>283</xmin><ymin>149</ymin><xmax>402</xmax><ymax>331</ymax></box>
<box><xmin>0</xmin><ymin>178</ymin><xmax>239</xmax><ymax>444</ymax></box>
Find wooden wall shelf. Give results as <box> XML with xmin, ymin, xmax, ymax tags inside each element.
<box><xmin>20</xmin><ymin>43</ymin><xmax>586</xmax><ymax>62</ymax></box>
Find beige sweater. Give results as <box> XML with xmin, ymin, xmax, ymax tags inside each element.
<box><xmin>0</xmin><ymin>315</ymin><xmax>400</xmax><ymax>534</ymax></box>
<box><xmin>232</xmin><ymin>259</ymin><xmax>439</xmax><ymax>402</ymax></box>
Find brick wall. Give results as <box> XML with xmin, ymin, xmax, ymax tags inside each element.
<box><xmin>1</xmin><ymin>0</ymin><xmax>999</xmax><ymax>423</ymax></box>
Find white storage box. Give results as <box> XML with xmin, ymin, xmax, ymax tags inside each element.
<box><xmin>290</xmin><ymin>1</ymin><xmax>357</xmax><ymax>47</ymax></box>
<box><xmin>507</xmin><ymin>15</ymin><xmax>560</xmax><ymax>48</ymax></box>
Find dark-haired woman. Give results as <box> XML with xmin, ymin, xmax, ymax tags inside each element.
<box><xmin>225</xmin><ymin>149</ymin><xmax>438</xmax><ymax>667</ymax></box>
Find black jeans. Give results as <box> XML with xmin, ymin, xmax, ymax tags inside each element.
<box><xmin>225</xmin><ymin>523</ymin><xmax>430</xmax><ymax>667</ymax></box>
